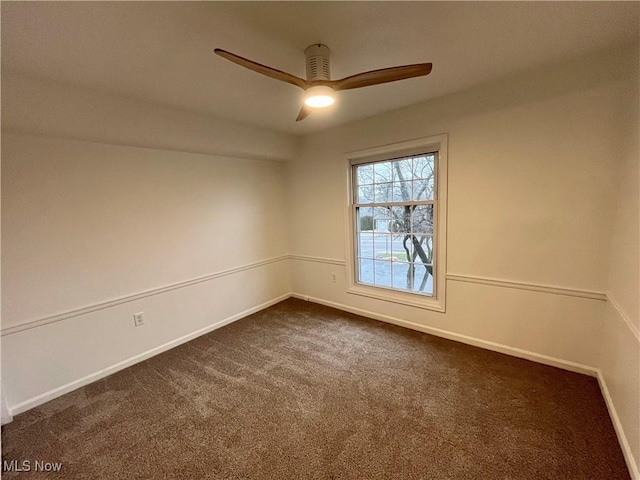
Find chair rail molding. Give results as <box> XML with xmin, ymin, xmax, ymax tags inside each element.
<box><xmin>1</xmin><ymin>255</ymin><xmax>289</xmax><ymax>336</ymax></box>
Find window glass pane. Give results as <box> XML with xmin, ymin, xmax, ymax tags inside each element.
<box><xmin>413</xmin><ymin>177</ymin><xmax>435</xmax><ymax>201</ymax></box>
<box><xmin>410</xmin><ymin>263</ymin><xmax>433</xmax><ymax>294</ymax></box>
<box><xmin>373</xmin><ymin>234</ymin><xmax>392</xmax><ymax>260</ymax></box>
<box><xmin>411</xmin><ymin>204</ymin><xmax>434</xmax><ymax>234</ymax></box>
<box><xmin>391</xmin><ymin>235</ymin><xmax>412</xmax><ymax>262</ymax></box>
<box><xmin>392</xmin><ymin>181</ymin><xmax>412</xmax><ymax>202</ymax></box>
<box><xmin>413</xmin><ymin>155</ymin><xmax>435</xmax><ymax>179</ymax></box>
<box><xmin>413</xmin><ymin>235</ymin><xmax>433</xmax><ymax>265</ymax></box>
<box><xmin>392</xmin><ymin>158</ymin><xmax>413</xmax><ymax>182</ymax></box>
<box><xmin>391</xmin><ymin>262</ymin><xmax>411</xmax><ymax>290</ymax></box>
<box><xmin>358</xmin><ymin>258</ymin><xmax>374</xmax><ymax>284</ymax></box>
<box><xmin>357</xmin><ymin>164</ymin><xmax>374</xmax><ymax>185</ymax></box>
<box><xmin>390</xmin><ymin>206</ymin><xmax>410</xmax><ymax>234</ymax></box>
<box><xmin>373</xmin><ymin>207</ymin><xmax>391</xmax><ymax>232</ymax></box>
<box><xmin>357</xmin><ymin>185</ymin><xmax>374</xmax><ymax>204</ymax></box>
<box><xmin>413</xmin><ymin>155</ymin><xmax>435</xmax><ymax>201</ymax></box>
<box><xmin>357</xmin><ymin>232</ymin><xmax>374</xmax><ymax>259</ymax></box>
<box><xmin>374</xmin><ymin>162</ymin><xmax>393</xmax><ymax>183</ymax></box>
<box><xmin>357</xmin><ymin>207</ymin><xmax>374</xmax><ymax>232</ymax></box>
<box><xmin>374</xmin><ymin>260</ymin><xmax>392</xmax><ymax>287</ymax></box>
<box><xmin>374</xmin><ymin>183</ymin><xmax>393</xmax><ymax>203</ymax></box>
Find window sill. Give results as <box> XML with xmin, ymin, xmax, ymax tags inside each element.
<box><xmin>347</xmin><ymin>283</ymin><xmax>445</xmax><ymax>313</ymax></box>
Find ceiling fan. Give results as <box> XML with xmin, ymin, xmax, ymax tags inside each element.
<box><xmin>214</xmin><ymin>44</ymin><xmax>432</xmax><ymax>122</ymax></box>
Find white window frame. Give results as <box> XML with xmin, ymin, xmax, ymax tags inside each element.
<box><xmin>345</xmin><ymin>134</ymin><xmax>448</xmax><ymax>312</ymax></box>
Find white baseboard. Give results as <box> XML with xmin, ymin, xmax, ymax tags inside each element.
<box><xmin>9</xmin><ymin>293</ymin><xmax>291</xmax><ymax>417</ymax></box>
<box><xmin>291</xmin><ymin>293</ymin><xmax>598</xmax><ymax>376</ymax></box>
<box><xmin>1</xmin><ymin>388</ymin><xmax>13</xmax><ymax>425</ymax></box>
<box><xmin>1</xmin><ymin>412</ymin><xmax>13</xmax><ymax>425</ymax></box>
<box><xmin>596</xmin><ymin>370</ymin><xmax>640</xmax><ymax>480</ymax></box>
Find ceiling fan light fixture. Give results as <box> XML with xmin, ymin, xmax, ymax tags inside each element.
<box><xmin>303</xmin><ymin>85</ymin><xmax>335</xmax><ymax>108</ymax></box>
<box><xmin>214</xmin><ymin>46</ymin><xmax>432</xmax><ymax>121</ymax></box>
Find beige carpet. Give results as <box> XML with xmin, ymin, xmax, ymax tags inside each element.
<box><xmin>1</xmin><ymin>298</ymin><xmax>630</xmax><ymax>479</ymax></box>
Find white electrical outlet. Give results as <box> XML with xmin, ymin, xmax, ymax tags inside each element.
<box><xmin>331</xmin><ymin>272</ymin><xmax>337</xmax><ymax>283</ymax></box>
<box><xmin>133</xmin><ymin>312</ymin><xmax>145</xmax><ymax>327</ymax></box>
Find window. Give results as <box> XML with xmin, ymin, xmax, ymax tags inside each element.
<box><xmin>347</xmin><ymin>135</ymin><xmax>447</xmax><ymax>312</ymax></box>
<box><xmin>354</xmin><ymin>154</ymin><xmax>436</xmax><ymax>294</ymax></box>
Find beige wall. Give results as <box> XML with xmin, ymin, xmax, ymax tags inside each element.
<box><xmin>1</xmin><ymin>83</ymin><xmax>295</xmax><ymax>409</ymax></box>
<box><xmin>287</xmin><ymin>46</ymin><xmax>638</xmax><ymax>475</ymax></box>
<box><xmin>2</xmin><ymin>133</ymin><xmax>290</xmax><ymax>326</ymax></box>
<box><xmin>2</xmin><ymin>73</ymin><xmax>298</xmax><ymax>162</ymax></box>
<box><xmin>605</xmin><ymin>56</ymin><xmax>640</xmax><ymax>331</ymax></box>
<box><xmin>601</xmin><ymin>46</ymin><xmax>640</xmax><ymax>477</ymax></box>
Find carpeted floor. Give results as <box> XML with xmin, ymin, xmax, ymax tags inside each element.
<box><xmin>1</xmin><ymin>298</ymin><xmax>630</xmax><ymax>479</ymax></box>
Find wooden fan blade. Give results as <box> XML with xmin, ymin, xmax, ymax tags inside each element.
<box><xmin>215</xmin><ymin>49</ymin><xmax>309</xmax><ymax>90</ymax></box>
<box><xmin>329</xmin><ymin>63</ymin><xmax>432</xmax><ymax>91</ymax></box>
<box><xmin>296</xmin><ymin>105</ymin><xmax>312</xmax><ymax>122</ymax></box>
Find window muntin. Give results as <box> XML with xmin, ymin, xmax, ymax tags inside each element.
<box><xmin>353</xmin><ymin>153</ymin><xmax>437</xmax><ymax>296</ymax></box>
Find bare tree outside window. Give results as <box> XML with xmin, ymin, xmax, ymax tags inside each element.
<box><xmin>353</xmin><ymin>154</ymin><xmax>436</xmax><ymax>294</ymax></box>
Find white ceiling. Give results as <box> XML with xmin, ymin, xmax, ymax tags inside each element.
<box><xmin>2</xmin><ymin>2</ymin><xmax>638</xmax><ymax>136</ymax></box>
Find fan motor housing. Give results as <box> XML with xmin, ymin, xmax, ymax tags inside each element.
<box><xmin>305</xmin><ymin>44</ymin><xmax>331</xmax><ymax>81</ymax></box>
